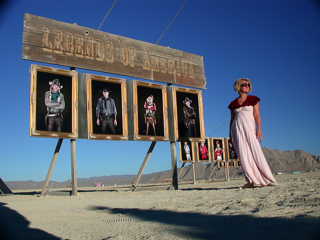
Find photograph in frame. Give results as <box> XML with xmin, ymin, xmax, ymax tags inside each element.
<box><xmin>133</xmin><ymin>80</ymin><xmax>169</xmax><ymax>141</ymax></box>
<box><xmin>197</xmin><ymin>137</ymin><xmax>211</xmax><ymax>162</ymax></box>
<box><xmin>227</xmin><ymin>138</ymin><xmax>238</xmax><ymax>160</ymax></box>
<box><xmin>172</xmin><ymin>86</ymin><xmax>205</xmax><ymax>142</ymax></box>
<box><xmin>228</xmin><ymin>159</ymin><xmax>238</xmax><ymax>167</ymax></box>
<box><xmin>211</xmin><ymin>137</ymin><xmax>225</xmax><ymax>161</ymax></box>
<box><xmin>86</xmin><ymin>74</ymin><xmax>127</xmax><ymax>140</ymax></box>
<box><xmin>179</xmin><ymin>141</ymin><xmax>195</xmax><ymax>163</ymax></box>
<box><xmin>29</xmin><ymin>64</ymin><xmax>78</xmax><ymax>139</ymax></box>
<box><xmin>218</xmin><ymin>161</ymin><xmax>227</xmax><ymax>168</ymax></box>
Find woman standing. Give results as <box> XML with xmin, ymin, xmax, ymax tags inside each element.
<box><xmin>228</xmin><ymin>78</ymin><xmax>277</xmax><ymax>188</ymax></box>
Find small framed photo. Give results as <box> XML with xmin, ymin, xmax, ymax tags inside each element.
<box><xmin>218</xmin><ymin>161</ymin><xmax>227</xmax><ymax>168</ymax></box>
<box><xmin>196</xmin><ymin>137</ymin><xmax>211</xmax><ymax>162</ymax></box>
<box><xmin>228</xmin><ymin>159</ymin><xmax>237</xmax><ymax>167</ymax></box>
<box><xmin>211</xmin><ymin>137</ymin><xmax>225</xmax><ymax>161</ymax></box>
<box><xmin>86</xmin><ymin>74</ymin><xmax>127</xmax><ymax>140</ymax></box>
<box><xmin>133</xmin><ymin>80</ymin><xmax>169</xmax><ymax>141</ymax></box>
<box><xmin>227</xmin><ymin>138</ymin><xmax>238</xmax><ymax>160</ymax></box>
<box><xmin>172</xmin><ymin>86</ymin><xmax>205</xmax><ymax>142</ymax></box>
<box><xmin>29</xmin><ymin>64</ymin><xmax>78</xmax><ymax>138</ymax></box>
<box><xmin>179</xmin><ymin>141</ymin><xmax>195</xmax><ymax>163</ymax></box>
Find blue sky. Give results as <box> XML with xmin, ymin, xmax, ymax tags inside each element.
<box><xmin>1</xmin><ymin>0</ymin><xmax>319</xmax><ymax>182</ymax></box>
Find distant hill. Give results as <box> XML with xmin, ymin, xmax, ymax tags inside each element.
<box><xmin>5</xmin><ymin>148</ymin><xmax>320</xmax><ymax>190</ymax></box>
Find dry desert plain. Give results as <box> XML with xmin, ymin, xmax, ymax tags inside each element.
<box><xmin>1</xmin><ymin>172</ymin><xmax>320</xmax><ymax>240</ymax></box>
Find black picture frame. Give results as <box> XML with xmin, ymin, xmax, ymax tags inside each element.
<box><xmin>179</xmin><ymin>141</ymin><xmax>195</xmax><ymax>163</ymax></box>
<box><xmin>172</xmin><ymin>87</ymin><xmax>205</xmax><ymax>142</ymax></box>
<box><xmin>227</xmin><ymin>138</ymin><xmax>238</xmax><ymax>160</ymax></box>
<box><xmin>133</xmin><ymin>80</ymin><xmax>169</xmax><ymax>141</ymax></box>
<box><xmin>29</xmin><ymin>64</ymin><xmax>78</xmax><ymax>139</ymax></box>
<box><xmin>86</xmin><ymin>74</ymin><xmax>128</xmax><ymax>140</ymax></box>
<box><xmin>197</xmin><ymin>138</ymin><xmax>211</xmax><ymax>162</ymax></box>
<box><xmin>212</xmin><ymin>137</ymin><xmax>225</xmax><ymax>161</ymax></box>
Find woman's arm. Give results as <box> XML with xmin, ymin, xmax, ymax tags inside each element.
<box><xmin>253</xmin><ymin>102</ymin><xmax>263</xmax><ymax>143</ymax></box>
<box><xmin>229</xmin><ymin>110</ymin><xmax>235</xmax><ymax>142</ymax></box>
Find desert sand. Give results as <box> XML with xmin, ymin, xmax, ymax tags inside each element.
<box><xmin>1</xmin><ymin>172</ymin><xmax>320</xmax><ymax>240</ymax></box>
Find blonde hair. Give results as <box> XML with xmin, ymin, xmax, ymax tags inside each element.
<box><xmin>233</xmin><ymin>78</ymin><xmax>252</xmax><ymax>93</ymax></box>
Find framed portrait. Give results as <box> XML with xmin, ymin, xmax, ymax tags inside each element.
<box><xmin>86</xmin><ymin>74</ymin><xmax>127</xmax><ymax>140</ymax></box>
<box><xmin>211</xmin><ymin>137</ymin><xmax>225</xmax><ymax>161</ymax></box>
<box><xmin>29</xmin><ymin>64</ymin><xmax>78</xmax><ymax>138</ymax></box>
<box><xmin>132</xmin><ymin>80</ymin><xmax>169</xmax><ymax>141</ymax></box>
<box><xmin>228</xmin><ymin>159</ymin><xmax>239</xmax><ymax>167</ymax></box>
<box><xmin>226</xmin><ymin>138</ymin><xmax>238</xmax><ymax>160</ymax></box>
<box><xmin>179</xmin><ymin>141</ymin><xmax>195</xmax><ymax>163</ymax></box>
<box><xmin>172</xmin><ymin>86</ymin><xmax>205</xmax><ymax>142</ymax></box>
<box><xmin>218</xmin><ymin>161</ymin><xmax>227</xmax><ymax>168</ymax></box>
<box><xmin>196</xmin><ymin>138</ymin><xmax>212</xmax><ymax>162</ymax></box>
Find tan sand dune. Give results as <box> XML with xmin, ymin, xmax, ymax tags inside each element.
<box><xmin>1</xmin><ymin>172</ymin><xmax>319</xmax><ymax>239</ymax></box>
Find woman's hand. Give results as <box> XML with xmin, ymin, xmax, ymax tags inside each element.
<box><xmin>256</xmin><ymin>130</ymin><xmax>263</xmax><ymax>143</ymax></box>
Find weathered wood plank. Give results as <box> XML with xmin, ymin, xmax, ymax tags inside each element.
<box><xmin>22</xmin><ymin>13</ymin><xmax>206</xmax><ymax>89</ymax></box>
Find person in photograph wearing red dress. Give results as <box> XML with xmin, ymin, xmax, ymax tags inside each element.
<box><xmin>214</xmin><ymin>141</ymin><xmax>223</xmax><ymax>160</ymax></box>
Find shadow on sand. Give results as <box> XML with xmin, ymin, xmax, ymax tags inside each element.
<box><xmin>0</xmin><ymin>202</ymin><xmax>60</xmax><ymax>240</ymax></box>
<box><xmin>89</xmin><ymin>206</ymin><xmax>320</xmax><ymax>240</ymax></box>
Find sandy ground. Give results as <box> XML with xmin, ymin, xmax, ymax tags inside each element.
<box><xmin>1</xmin><ymin>172</ymin><xmax>320</xmax><ymax>240</ymax></box>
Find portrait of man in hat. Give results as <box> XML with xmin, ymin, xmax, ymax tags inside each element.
<box><xmin>44</xmin><ymin>79</ymin><xmax>65</xmax><ymax>132</ymax></box>
<box><xmin>174</xmin><ymin>89</ymin><xmax>204</xmax><ymax>141</ymax></box>
<box><xmin>183</xmin><ymin>97</ymin><xmax>197</xmax><ymax>137</ymax></box>
<box><xmin>96</xmin><ymin>87</ymin><xmax>117</xmax><ymax>134</ymax></box>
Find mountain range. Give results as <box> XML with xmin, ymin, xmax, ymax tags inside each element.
<box><xmin>5</xmin><ymin>148</ymin><xmax>320</xmax><ymax>190</ymax></box>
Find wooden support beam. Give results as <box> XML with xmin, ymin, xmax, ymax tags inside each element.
<box><xmin>70</xmin><ymin>139</ymin><xmax>77</xmax><ymax>196</ymax></box>
<box><xmin>177</xmin><ymin>162</ymin><xmax>185</xmax><ymax>179</ymax></box>
<box><xmin>132</xmin><ymin>141</ymin><xmax>157</xmax><ymax>189</ymax></box>
<box><xmin>41</xmin><ymin>138</ymin><xmax>63</xmax><ymax>196</ymax></box>
<box><xmin>206</xmin><ymin>162</ymin><xmax>218</xmax><ymax>182</ymax></box>
<box><xmin>192</xmin><ymin>162</ymin><xmax>196</xmax><ymax>184</ymax></box>
<box><xmin>231</xmin><ymin>167</ymin><xmax>239</xmax><ymax>178</ymax></box>
<box><xmin>170</xmin><ymin>141</ymin><xmax>178</xmax><ymax>190</ymax></box>
<box><xmin>224</xmin><ymin>138</ymin><xmax>230</xmax><ymax>181</ymax></box>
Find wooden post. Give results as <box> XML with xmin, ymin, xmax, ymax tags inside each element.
<box><xmin>41</xmin><ymin>138</ymin><xmax>63</xmax><ymax>196</ymax></box>
<box><xmin>231</xmin><ymin>167</ymin><xmax>239</xmax><ymax>178</ymax></box>
<box><xmin>177</xmin><ymin>163</ymin><xmax>185</xmax><ymax>179</ymax></box>
<box><xmin>170</xmin><ymin>141</ymin><xmax>178</xmax><ymax>190</ymax></box>
<box><xmin>192</xmin><ymin>162</ymin><xmax>196</xmax><ymax>184</ymax></box>
<box><xmin>224</xmin><ymin>138</ymin><xmax>230</xmax><ymax>181</ymax></box>
<box><xmin>225</xmin><ymin>163</ymin><xmax>229</xmax><ymax>181</ymax></box>
<box><xmin>132</xmin><ymin>141</ymin><xmax>157</xmax><ymax>189</ymax></box>
<box><xmin>206</xmin><ymin>162</ymin><xmax>218</xmax><ymax>182</ymax></box>
<box><xmin>70</xmin><ymin>139</ymin><xmax>77</xmax><ymax>196</ymax></box>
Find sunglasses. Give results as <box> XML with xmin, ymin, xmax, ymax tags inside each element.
<box><xmin>241</xmin><ymin>83</ymin><xmax>250</xmax><ymax>87</ymax></box>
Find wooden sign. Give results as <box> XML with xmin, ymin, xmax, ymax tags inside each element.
<box><xmin>22</xmin><ymin>13</ymin><xmax>206</xmax><ymax>89</ymax></box>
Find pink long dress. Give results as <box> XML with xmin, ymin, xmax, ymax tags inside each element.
<box><xmin>228</xmin><ymin>96</ymin><xmax>276</xmax><ymax>186</ymax></box>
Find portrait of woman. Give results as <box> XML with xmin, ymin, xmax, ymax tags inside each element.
<box><xmin>228</xmin><ymin>78</ymin><xmax>277</xmax><ymax>188</ymax></box>
<box><xmin>212</xmin><ymin>138</ymin><xmax>224</xmax><ymax>161</ymax></box>
<box><xmin>214</xmin><ymin>140</ymin><xmax>223</xmax><ymax>160</ymax></box>
<box><xmin>133</xmin><ymin>80</ymin><xmax>169</xmax><ymax>141</ymax></box>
